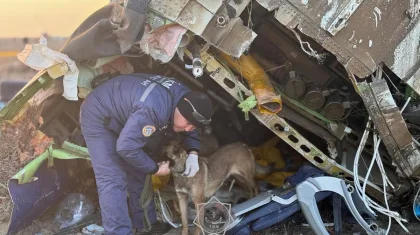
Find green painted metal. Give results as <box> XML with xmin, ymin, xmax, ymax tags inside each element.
<box><xmin>0</xmin><ymin>71</ymin><xmax>54</xmax><ymax>121</ymax></box>
<box><xmin>0</xmin><ymin>55</ymin><xmax>119</xmax><ymax>122</ymax></box>
<box><xmin>12</xmin><ymin>141</ymin><xmax>90</xmax><ymax>184</ymax></box>
<box><xmin>12</xmin><ymin>150</ymin><xmax>50</xmax><ymax>184</ymax></box>
<box><xmin>405</xmin><ymin>85</ymin><xmax>419</xmax><ymax>100</ymax></box>
<box><xmin>273</xmin><ymin>85</ymin><xmax>336</xmax><ymax>125</ymax></box>
<box><xmin>62</xmin><ymin>141</ymin><xmax>90</xmax><ymax>158</ymax></box>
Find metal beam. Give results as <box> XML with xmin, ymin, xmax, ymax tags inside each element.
<box><xmin>199</xmin><ymin>51</ymin><xmax>388</xmax><ymax>203</ymax></box>
<box><xmin>355</xmin><ymin>78</ymin><xmax>420</xmax><ymax>178</ymax></box>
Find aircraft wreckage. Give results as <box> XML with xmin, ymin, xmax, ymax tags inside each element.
<box><xmin>2</xmin><ymin>0</ymin><xmax>420</xmax><ymax>234</ymax></box>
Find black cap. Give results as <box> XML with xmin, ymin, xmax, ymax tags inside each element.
<box><xmin>177</xmin><ymin>91</ymin><xmax>214</xmax><ymax>128</ymax></box>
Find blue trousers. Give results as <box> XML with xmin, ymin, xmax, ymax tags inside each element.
<box><xmin>80</xmin><ymin>107</ymin><xmax>157</xmax><ymax>235</ymax></box>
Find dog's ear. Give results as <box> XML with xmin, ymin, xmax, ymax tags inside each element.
<box><xmin>161</xmin><ymin>142</ymin><xmax>174</xmax><ymax>158</ymax></box>
<box><xmin>173</xmin><ymin>142</ymin><xmax>186</xmax><ymax>156</ymax></box>
<box><xmin>161</xmin><ymin>141</ymin><xmax>183</xmax><ymax>160</ymax></box>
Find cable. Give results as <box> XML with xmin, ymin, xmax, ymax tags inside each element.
<box><xmin>352</xmin><ymin>123</ymin><xmax>397</xmax><ymax>224</ymax></box>
<box><xmin>413</xmin><ymin>138</ymin><xmax>420</xmax><ymax>148</ymax></box>
<box><xmin>157</xmin><ymin>190</ymin><xmax>195</xmax><ymax>228</ymax></box>
<box><xmin>353</xmin><ymin>117</ymin><xmax>376</xmax><ymax>215</ymax></box>
<box><xmin>352</xmin><ymin>97</ymin><xmax>413</xmax><ymax>234</ymax></box>
<box><xmin>374</xmin><ymin>132</ymin><xmax>392</xmax><ymax>234</ymax></box>
<box><xmin>362</xmin><ymin>135</ymin><xmax>381</xmax><ymax>202</ymax></box>
<box><xmin>291</xmin><ymin>28</ymin><xmax>327</xmax><ymax>64</ymax></box>
<box><xmin>382</xmin><ymin>70</ymin><xmax>403</xmax><ymax>97</ymax></box>
<box><xmin>157</xmin><ymin>189</ymin><xmax>180</xmax><ymax>228</ymax></box>
<box><xmin>401</xmin><ymin>97</ymin><xmax>412</xmax><ymax>113</ymax></box>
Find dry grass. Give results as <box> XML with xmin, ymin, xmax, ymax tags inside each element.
<box><xmin>13</xmin><ymin>209</ymin><xmax>61</xmax><ymax>235</ymax></box>
<box><xmin>0</xmin><ymin>102</ymin><xmax>54</xmax><ymax>222</ymax></box>
<box><xmin>0</xmin><ymin>56</ymin><xmax>42</xmax><ymax>225</ymax></box>
<box><xmin>0</xmin><ymin>102</ymin><xmax>42</xmax><ymax>179</ymax></box>
<box><xmin>0</xmin><ymin>183</ymin><xmax>12</xmax><ymax>222</ymax></box>
<box><xmin>0</xmin><ymin>55</ymin><xmax>53</xmax><ymax>224</ymax></box>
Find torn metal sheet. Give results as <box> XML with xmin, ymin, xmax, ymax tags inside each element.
<box><xmin>147</xmin><ymin>12</ymin><xmax>174</xmax><ymax>30</ymax></box>
<box><xmin>270</xmin><ymin>1</ymin><xmax>375</xmax><ymax>78</ymax></box>
<box><xmin>391</xmin><ymin>19</ymin><xmax>420</xmax><ymax>79</ymax></box>
<box><xmin>175</xmin><ymin>0</ymin><xmax>214</xmax><ymax>35</ymax></box>
<box><xmin>229</xmin><ymin>0</ymin><xmax>253</xmax><ymax>18</ymax></box>
<box><xmin>277</xmin><ymin>0</ymin><xmax>363</xmax><ymax>35</ymax></box>
<box><xmin>149</xmin><ymin>0</ymin><xmax>256</xmax><ymax>57</ymax></box>
<box><xmin>0</xmin><ymin>71</ymin><xmax>55</xmax><ymax>120</ymax></box>
<box><xmin>391</xmin><ymin>19</ymin><xmax>420</xmax><ymax>96</ymax></box>
<box><xmin>256</xmin><ymin>0</ymin><xmax>281</xmax><ymax>11</ymax></box>
<box><xmin>257</xmin><ymin>0</ymin><xmax>420</xmax><ymax>84</ymax></box>
<box><xmin>196</xmin><ymin>0</ymin><xmax>223</xmax><ymax>14</ymax></box>
<box><xmin>408</xmin><ymin>0</ymin><xmax>420</xmax><ymax>19</ymax></box>
<box><xmin>198</xmin><ymin>50</ymin><xmax>389</xmax><ymax>203</ymax></box>
<box><xmin>139</xmin><ymin>24</ymin><xmax>188</xmax><ymax>63</ymax></box>
<box><xmin>261</xmin><ymin>0</ymin><xmax>363</xmax><ymax>36</ymax></box>
<box><xmin>202</xmin><ymin>17</ymin><xmax>257</xmax><ymax>58</ymax></box>
<box><xmin>405</xmin><ymin>68</ymin><xmax>420</xmax><ymax>98</ymax></box>
<box><xmin>323</xmin><ymin>0</ymin><xmax>364</xmax><ymax>36</ymax></box>
<box><xmin>149</xmin><ymin>0</ymin><xmax>189</xmax><ymax>21</ymax></box>
<box><xmin>356</xmin><ymin>79</ymin><xmax>420</xmax><ymax>178</ymax></box>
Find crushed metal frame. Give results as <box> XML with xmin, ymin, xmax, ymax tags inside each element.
<box><xmin>351</xmin><ymin>75</ymin><xmax>420</xmax><ymax>178</ymax></box>
<box><xmin>197</xmin><ymin>50</ymin><xmax>388</xmax><ymax>203</ymax></box>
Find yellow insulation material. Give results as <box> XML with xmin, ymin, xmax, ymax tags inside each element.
<box><xmin>152</xmin><ymin>174</ymin><xmax>171</xmax><ymax>191</ymax></box>
<box><xmin>218</xmin><ymin>51</ymin><xmax>282</xmax><ymax>114</ymax></box>
<box><xmin>251</xmin><ymin>138</ymin><xmax>300</xmax><ymax>187</ymax></box>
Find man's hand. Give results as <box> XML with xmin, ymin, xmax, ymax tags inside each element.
<box><xmin>183</xmin><ymin>152</ymin><xmax>199</xmax><ymax>177</ymax></box>
<box><xmin>153</xmin><ymin>161</ymin><xmax>170</xmax><ymax>176</ymax></box>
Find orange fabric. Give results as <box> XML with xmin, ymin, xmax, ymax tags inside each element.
<box><xmin>218</xmin><ymin>52</ymin><xmax>282</xmax><ymax>114</ymax></box>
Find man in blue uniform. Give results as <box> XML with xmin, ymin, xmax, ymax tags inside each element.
<box><xmin>79</xmin><ymin>73</ymin><xmax>214</xmax><ymax>234</ymax></box>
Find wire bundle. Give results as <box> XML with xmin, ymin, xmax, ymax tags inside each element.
<box><xmin>156</xmin><ymin>189</ymin><xmax>196</xmax><ymax>228</ymax></box>
<box><xmin>352</xmin><ymin>98</ymin><xmax>413</xmax><ymax>234</ymax></box>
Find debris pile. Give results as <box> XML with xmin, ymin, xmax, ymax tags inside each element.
<box><xmin>0</xmin><ymin>102</ymin><xmax>54</xmax><ymax>221</ymax></box>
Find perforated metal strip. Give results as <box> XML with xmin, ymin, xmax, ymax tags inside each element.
<box><xmin>199</xmin><ymin>51</ymin><xmax>387</xmax><ymax>203</ymax></box>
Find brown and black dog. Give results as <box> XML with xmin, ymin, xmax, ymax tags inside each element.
<box><xmin>162</xmin><ymin>141</ymin><xmax>259</xmax><ymax>235</ymax></box>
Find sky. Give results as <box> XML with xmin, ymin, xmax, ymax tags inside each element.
<box><xmin>0</xmin><ymin>0</ymin><xmax>109</xmax><ymax>38</ymax></box>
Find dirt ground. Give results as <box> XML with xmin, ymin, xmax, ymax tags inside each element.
<box><xmin>4</xmin><ymin>208</ymin><xmax>420</xmax><ymax>235</ymax></box>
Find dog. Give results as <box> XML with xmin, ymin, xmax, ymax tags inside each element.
<box><xmin>162</xmin><ymin>140</ymin><xmax>259</xmax><ymax>235</ymax></box>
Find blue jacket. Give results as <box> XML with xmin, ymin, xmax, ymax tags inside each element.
<box><xmin>85</xmin><ymin>73</ymin><xmax>200</xmax><ymax>174</ymax></box>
